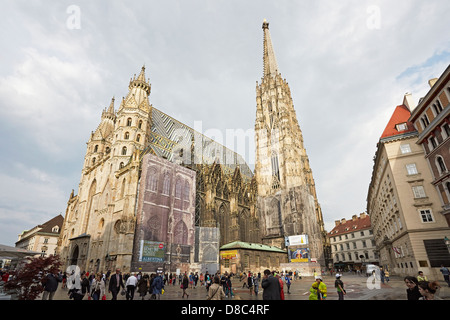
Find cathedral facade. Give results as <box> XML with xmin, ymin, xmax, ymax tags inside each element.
<box><xmin>57</xmin><ymin>66</ymin><xmax>259</xmax><ymax>274</ymax></box>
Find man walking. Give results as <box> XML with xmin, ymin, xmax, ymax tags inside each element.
<box><xmin>42</xmin><ymin>270</ymin><xmax>62</xmax><ymax>300</ymax></box>
<box><xmin>125</xmin><ymin>272</ymin><xmax>138</xmax><ymax>300</ymax></box>
<box><xmin>108</xmin><ymin>268</ymin><xmax>124</xmax><ymax>300</ymax></box>
<box><xmin>261</xmin><ymin>269</ymin><xmax>281</xmax><ymax>300</ymax></box>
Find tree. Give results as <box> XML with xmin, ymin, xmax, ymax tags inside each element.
<box><xmin>4</xmin><ymin>255</ymin><xmax>62</xmax><ymax>300</ymax></box>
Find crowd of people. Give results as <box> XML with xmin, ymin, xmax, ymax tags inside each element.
<box><xmin>2</xmin><ymin>264</ymin><xmax>450</xmax><ymax>300</ymax></box>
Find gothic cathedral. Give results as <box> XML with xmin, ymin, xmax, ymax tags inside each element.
<box><xmin>57</xmin><ymin>21</ymin><xmax>327</xmax><ymax>273</ymax></box>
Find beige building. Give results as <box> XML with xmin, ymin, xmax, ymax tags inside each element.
<box><xmin>16</xmin><ymin>215</ymin><xmax>64</xmax><ymax>258</ymax></box>
<box><xmin>409</xmin><ymin>65</ymin><xmax>450</xmax><ymax>228</ymax></box>
<box><xmin>328</xmin><ymin>213</ymin><xmax>377</xmax><ymax>272</ymax></box>
<box><xmin>367</xmin><ymin>94</ymin><xmax>450</xmax><ymax>278</ymax></box>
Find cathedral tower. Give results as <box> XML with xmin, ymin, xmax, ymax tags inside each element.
<box><xmin>255</xmin><ymin>20</ymin><xmax>325</xmax><ymax>265</ymax></box>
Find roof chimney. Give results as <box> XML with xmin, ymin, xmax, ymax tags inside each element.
<box><xmin>428</xmin><ymin>78</ymin><xmax>438</xmax><ymax>88</ymax></box>
<box><xmin>360</xmin><ymin>212</ymin><xmax>367</xmax><ymax>219</ymax></box>
<box><xmin>403</xmin><ymin>93</ymin><xmax>416</xmax><ymax>111</ymax></box>
<box><xmin>335</xmin><ymin>220</ymin><xmax>341</xmax><ymax>226</ymax></box>
<box><xmin>341</xmin><ymin>218</ymin><xmax>346</xmax><ymax>224</ymax></box>
<box><xmin>352</xmin><ymin>215</ymin><xmax>357</xmax><ymax>221</ymax></box>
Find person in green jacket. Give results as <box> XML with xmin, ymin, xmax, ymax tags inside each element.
<box><xmin>309</xmin><ymin>276</ymin><xmax>327</xmax><ymax>300</ymax></box>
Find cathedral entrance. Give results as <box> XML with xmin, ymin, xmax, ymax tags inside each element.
<box><xmin>70</xmin><ymin>245</ymin><xmax>79</xmax><ymax>266</ymax></box>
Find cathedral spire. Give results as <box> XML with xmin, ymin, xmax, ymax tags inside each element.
<box><xmin>262</xmin><ymin>19</ymin><xmax>280</xmax><ymax>78</ymax></box>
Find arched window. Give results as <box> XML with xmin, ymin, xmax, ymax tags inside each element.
<box><xmin>119</xmin><ymin>162</ymin><xmax>124</xmax><ymax>169</ymax></box>
<box><xmin>122</xmin><ymin>146</ymin><xmax>127</xmax><ymax>155</ymax></box>
<box><xmin>92</xmin><ymin>157</ymin><xmax>96</xmax><ymax>165</ymax></box>
<box><xmin>162</xmin><ymin>174</ymin><xmax>170</xmax><ymax>195</ymax></box>
<box><xmin>437</xmin><ymin>156</ymin><xmax>447</xmax><ymax>174</ymax></box>
<box><xmin>124</xmin><ymin>132</ymin><xmax>130</xmax><ymax>140</ymax></box>
<box><xmin>127</xmin><ymin>118</ymin><xmax>132</xmax><ymax>126</ymax></box>
<box><xmin>138</xmin><ymin>120</ymin><xmax>143</xmax><ymax>129</ymax></box>
<box><xmin>136</xmin><ymin>134</ymin><xmax>141</xmax><ymax>142</ymax></box>
<box><xmin>94</xmin><ymin>145</ymin><xmax>98</xmax><ymax>152</ymax></box>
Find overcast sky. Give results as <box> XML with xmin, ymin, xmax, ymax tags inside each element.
<box><xmin>1</xmin><ymin>0</ymin><xmax>449</xmax><ymax>247</ymax></box>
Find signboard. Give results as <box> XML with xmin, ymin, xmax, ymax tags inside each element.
<box><xmin>289</xmin><ymin>248</ymin><xmax>310</xmax><ymax>262</ymax></box>
<box><xmin>285</xmin><ymin>234</ymin><xmax>308</xmax><ymax>246</ymax></box>
<box><xmin>220</xmin><ymin>250</ymin><xmax>238</xmax><ymax>260</ymax></box>
<box><xmin>139</xmin><ymin>240</ymin><xmax>166</xmax><ymax>262</ymax></box>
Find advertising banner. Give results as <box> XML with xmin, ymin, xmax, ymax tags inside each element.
<box><xmin>220</xmin><ymin>250</ymin><xmax>238</xmax><ymax>260</ymax></box>
<box><xmin>289</xmin><ymin>248</ymin><xmax>310</xmax><ymax>262</ymax></box>
<box><xmin>285</xmin><ymin>234</ymin><xmax>309</xmax><ymax>246</ymax></box>
<box><xmin>139</xmin><ymin>240</ymin><xmax>166</xmax><ymax>262</ymax></box>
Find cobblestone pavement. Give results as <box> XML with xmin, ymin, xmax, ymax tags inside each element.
<box><xmin>25</xmin><ymin>273</ymin><xmax>449</xmax><ymax>301</ymax></box>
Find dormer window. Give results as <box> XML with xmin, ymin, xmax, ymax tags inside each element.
<box><xmin>396</xmin><ymin>123</ymin><xmax>407</xmax><ymax>132</ymax></box>
<box><xmin>52</xmin><ymin>226</ymin><xmax>59</xmax><ymax>233</ymax></box>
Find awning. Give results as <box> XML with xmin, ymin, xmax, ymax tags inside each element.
<box><xmin>0</xmin><ymin>244</ymin><xmax>40</xmax><ymax>259</ymax></box>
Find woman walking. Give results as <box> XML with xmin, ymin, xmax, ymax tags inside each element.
<box><xmin>182</xmin><ymin>273</ymin><xmax>189</xmax><ymax>298</ymax></box>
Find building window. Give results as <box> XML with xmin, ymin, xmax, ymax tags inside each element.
<box><xmin>436</xmin><ymin>156</ymin><xmax>447</xmax><ymax>174</ymax></box>
<box><xmin>122</xmin><ymin>146</ymin><xmax>127</xmax><ymax>155</ymax></box>
<box><xmin>124</xmin><ymin>132</ymin><xmax>130</xmax><ymax>140</ymax></box>
<box><xmin>420</xmin><ymin>115</ymin><xmax>430</xmax><ymax>129</ymax></box>
<box><xmin>94</xmin><ymin>145</ymin><xmax>98</xmax><ymax>152</ymax></box>
<box><xmin>138</xmin><ymin>120</ymin><xmax>143</xmax><ymax>129</ymax></box>
<box><xmin>136</xmin><ymin>134</ymin><xmax>141</xmax><ymax>142</ymax></box>
<box><xmin>429</xmin><ymin>136</ymin><xmax>438</xmax><ymax>149</ymax></box>
<box><xmin>127</xmin><ymin>118</ymin><xmax>132</xmax><ymax>126</ymax></box>
<box><xmin>406</xmin><ymin>163</ymin><xmax>418</xmax><ymax>175</ymax></box>
<box><xmin>412</xmin><ymin>186</ymin><xmax>426</xmax><ymax>198</ymax></box>
<box><xmin>419</xmin><ymin>209</ymin><xmax>434</xmax><ymax>223</ymax></box>
<box><xmin>400</xmin><ymin>144</ymin><xmax>411</xmax><ymax>154</ymax></box>
<box><xmin>442</xmin><ymin>123</ymin><xmax>450</xmax><ymax>139</ymax></box>
<box><xmin>396</xmin><ymin>123</ymin><xmax>408</xmax><ymax>131</ymax></box>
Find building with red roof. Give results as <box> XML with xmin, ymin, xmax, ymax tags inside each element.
<box><xmin>367</xmin><ymin>91</ymin><xmax>450</xmax><ymax>278</ymax></box>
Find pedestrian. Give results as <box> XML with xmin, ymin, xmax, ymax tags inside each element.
<box><xmin>275</xmin><ymin>272</ymin><xmax>285</xmax><ymax>300</ymax></box>
<box><xmin>205</xmin><ymin>272</ymin><xmax>212</xmax><ymax>292</ymax></box>
<box><xmin>207</xmin><ymin>275</ymin><xmax>225</xmax><ymax>300</ymax></box>
<box><xmin>334</xmin><ymin>274</ymin><xmax>346</xmax><ymax>300</ymax></box>
<box><xmin>247</xmin><ymin>272</ymin><xmax>254</xmax><ymax>295</ymax></box>
<box><xmin>404</xmin><ymin>276</ymin><xmax>422</xmax><ymax>300</ymax></box>
<box><xmin>418</xmin><ymin>281</ymin><xmax>442</xmax><ymax>300</ymax></box>
<box><xmin>225</xmin><ymin>274</ymin><xmax>234</xmax><ymax>299</ymax></box>
<box><xmin>379</xmin><ymin>267</ymin><xmax>385</xmax><ymax>284</ymax></box>
<box><xmin>90</xmin><ymin>273</ymin><xmax>106</xmax><ymax>300</ymax></box>
<box><xmin>261</xmin><ymin>269</ymin><xmax>281</xmax><ymax>300</ymax></box>
<box><xmin>125</xmin><ymin>272</ymin><xmax>138</xmax><ymax>300</ymax></box>
<box><xmin>137</xmin><ymin>274</ymin><xmax>149</xmax><ymax>300</ymax></box>
<box><xmin>253</xmin><ymin>274</ymin><xmax>260</xmax><ymax>296</ymax></box>
<box><xmin>417</xmin><ymin>271</ymin><xmax>428</xmax><ymax>283</ymax></box>
<box><xmin>151</xmin><ymin>271</ymin><xmax>164</xmax><ymax>300</ymax></box>
<box><xmin>384</xmin><ymin>269</ymin><xmax>390</xmax><ymax>283</ymax></box>
<box><xmin>42</xmin><ymin>270</ymin><xmax>62</xmax><ymax>300</ymax></box>
<box><xmin>309</xmin><ymin>276</ymin><xmax>327</xmax><ymax>300</ymax></box>
<box><xmin>194</xmin><ymin>272</ymin><xmax>199</xmax><ymax>288</ymax></box>
<box><xmin>181</xmin><ymin>273</ymin><xmax>189</xmax><ymax>298</ymax></box>
<box><xmin>108</xmin><ymin>268</ymin><xmax>125</xmax><ymax>300</ymax></box>
<box><xmin>439</xmin><ymin>265</ymin><xmax>450</xmax><ymax>287</ymax></box>
<box><xmin>284</xmin><ymin>274</ymin><xmax>292</xmax><ymax>294</ymax></box>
